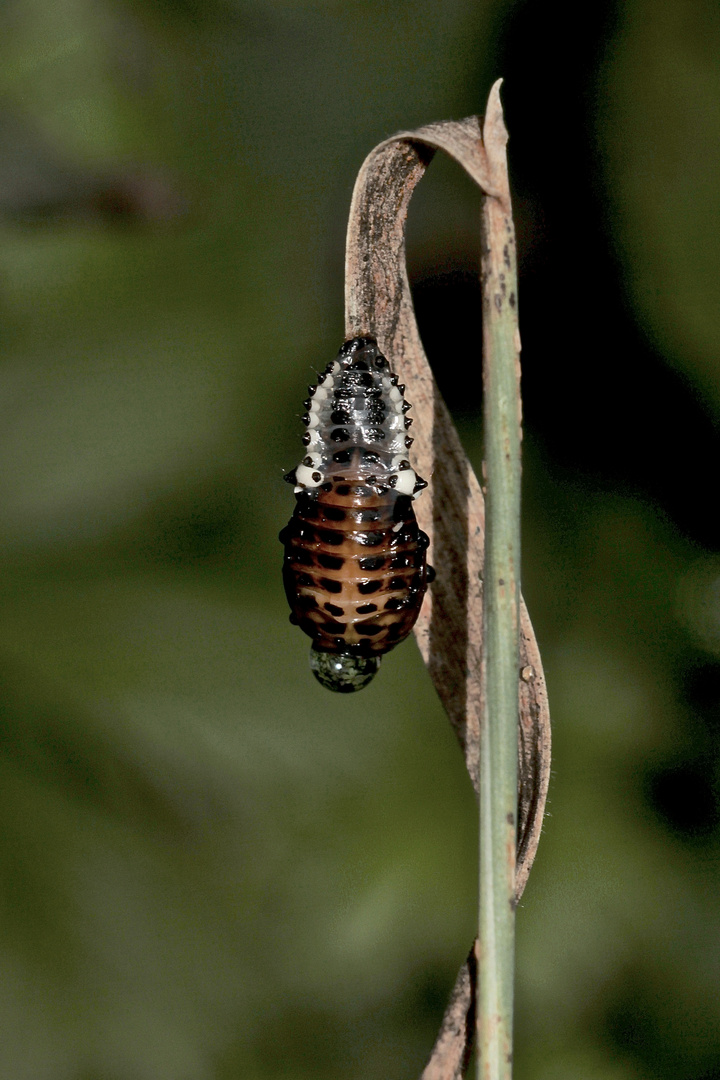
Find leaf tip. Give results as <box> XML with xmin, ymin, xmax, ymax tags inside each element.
<box><xmin>483</xmin><ymin>78</ymin><xmax>509</xmax><ymax>154</ymax></box>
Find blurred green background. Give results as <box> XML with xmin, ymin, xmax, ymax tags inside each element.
<box><xmin>1</xmin><ymin>1</ymin><xmax>720</xmax><ymax>1077</ymax></box>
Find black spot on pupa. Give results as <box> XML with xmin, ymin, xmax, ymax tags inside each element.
<box><xmin>323</xmin><ymin>506</ymin><xmax>346</xmax><ymax>522</ymax></box>
<box><xmin>358</xmin><ymin>580</ymin><xmax>382</xmax><ymax>595</ymax></box>
<box><xmin>389</xmin><ymin>576</ymin><xmax>406</xmax><ymax>590</ymax></box>
<box><xmin>317</xmin><ymin>529</ymin><xmax>344</xmax><ymax>546</ymax></box>
<box><xmin>356</xmin><ymin>508</ymin><xmax>380</xmax><ymax>522</ymax></box>
<box><xmin>356</xmin><ymin>622</ymin><xmax>382</xmax><ymax>635</ymax></box>
<box><xmin>404</xmin><ymin>417</ymin><xmax>413</xmax><ymax>429</ymax></box>
<box><xmin>359</xmin><ymin>556</ymin><xmax>385</xmax><ymax>571</ymax></box>
<box><xmin>341</xmin><ymin>337</ymin><xmax>368</xmax><ymax>355</ymax></box>
<box><xmin>356</xmin><ymin>604</ymin><xmax>378</xmax><ymax>614</ymax></box>
<box><xmin>324</xmin><ymin>602</ymin><xmax>344</xmax><ymax>616</ymax></box>
<box><xmin>405</xmin><ymin>436</ymin><xmax>414</xmax><ymax>448</ymax></box>
<box><xmin>331</xmin><ymin>409</ymin><xmax>352</xmax><ymax>425</ymax></box>
<box><xmin>392</xmin><ymin>496</ymin><xmax>412</xmax><ymax>520</ymax></box>
<box><xmin>336</xmin><ymin>484</ymin><xmax>351</xmax><ymax>496</ymax></box>
<box><xmin>323</xmin><ymin>619</ymin><xmax>346</xmax><ymax>634</ymax></box>
<box><xmin>384</xmin><ymin>597</ymin><xmax>403</xmax><ymax>611</ymax></box>
<box><xmin>319</xmin><ymin>577</ymin><xmax>342</xmax><ymax>593</ymax></box>
<box><xmin>301</xmin><ymin>433</ymin><xmax>311</xmax><ymax>445</ymax></box>
<box><xmin>320</xmin><ymin>482</ymin><xmax>333</xmax><ymax>492</ymax></box>
<box><xmin>401</xmin><ymin>402</ymin><xmax>412</xmax><ymax>413</ymax></box>
<box><xmin>311</xmin><ymin>471</ymin><xmax>322</xmax><ymax>483</ymax></box>
<box><xmin>374</xmin><ymin>356</ymin><xmax>388</xmax><ymax>369</ymax></box>
<box><xmin>426</xmin><ymin>565</ymin><xmax>436</xmax><ymax>583</ymax></box>
<box><xmin>333</xmin><ymin>449</ymin><xmax>352</xmax><ymax>464</ymax></box>
<box><xmin>357</xmin><ymin>531</ymin><xmax>384</xmax><ymax>547</ymax></box>
<box><xmin>331</xmin><ymin>428</ymin><xmax>350</xmax><ymax>442</ymax></box>
<box><xmin>317</xmin><ymin>553</ymin><xmax>344</xmax><ymax>570</ymax></box>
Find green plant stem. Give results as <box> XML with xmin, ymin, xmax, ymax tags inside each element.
<box><xmin>478</xmin><ymin>170</ymin><xmax>521</xmax><ymax>1076</ymax></box>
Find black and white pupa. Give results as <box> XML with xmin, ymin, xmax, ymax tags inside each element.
<box><xmin>279</xmin><ymin>335</ymin><xmax>434</xmax><ymax>692</ymax></box>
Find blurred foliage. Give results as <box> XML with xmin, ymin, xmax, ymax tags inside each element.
<box><xmin>0</xmin><ymin>1</ymin><xmax>719</xmax><ymax>1078</ymax></box>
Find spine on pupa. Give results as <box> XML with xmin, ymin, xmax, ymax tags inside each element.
<box><xmin>284</xmin><ymin>336</ymin><xmax>427</xmax><ymax>497</ymax></box>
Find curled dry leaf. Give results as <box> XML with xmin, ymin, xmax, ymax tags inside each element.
<box><xmin>344</xmin><ymin>81</ymin><xmax>551</xmax><ymax>1078</ymax></box>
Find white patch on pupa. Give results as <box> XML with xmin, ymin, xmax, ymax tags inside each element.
<box><xmin>394</xmin><ymin>469</ymin><xmax>416</xmax><ymax>495</ymax></box>
<box><xmin>296</xmin><ymin>463</ymin><xmax>322</xmax><ymax>488</ymax></box>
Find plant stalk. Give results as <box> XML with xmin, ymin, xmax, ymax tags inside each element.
<box><xmin>478</xmin><ymin>121</ymin><xmax>521</xmax><ymax>1079</ymax></box>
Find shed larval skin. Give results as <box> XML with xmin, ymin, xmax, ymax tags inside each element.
<box><xmin>280</xmin><ymin>336</ymin><xmax>434</xmax><ymax>692</ymax></box>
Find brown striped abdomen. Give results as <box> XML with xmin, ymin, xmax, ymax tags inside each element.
<box><xmin>281</xmin><ymin>476</ymin><xmax>429</xmax><ymax>657</ymax></box>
